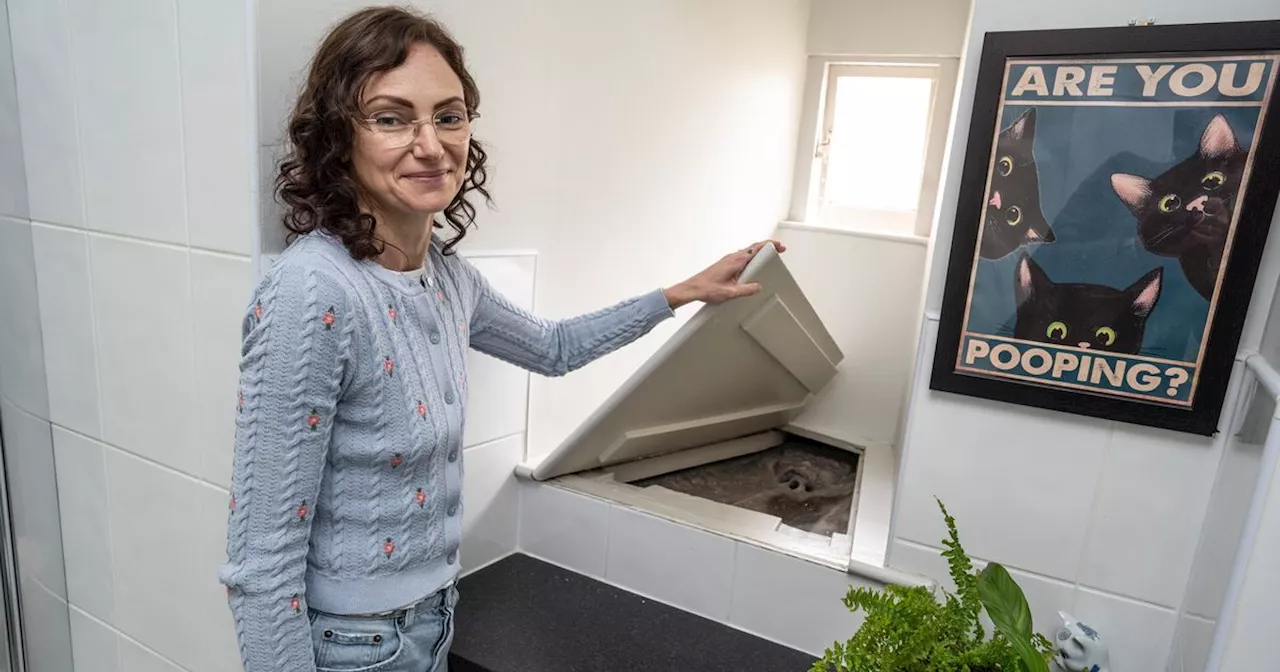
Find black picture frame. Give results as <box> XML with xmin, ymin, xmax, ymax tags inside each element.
<box><xmin>929</xmin><ymin>20</ymin><xmax>1280</xmax><ymax>436</ymax></box>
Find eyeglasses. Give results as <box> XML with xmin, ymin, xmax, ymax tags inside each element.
<box><xmin>361</xmin><ymin>109</ymin><xmax>477</xmax><ymax>149</ymax></box>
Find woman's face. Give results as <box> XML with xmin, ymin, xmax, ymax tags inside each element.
<box><xmin>351</xmin><ymin>42</ymin><xmax>470</xmax><ymax>222</ymax></box>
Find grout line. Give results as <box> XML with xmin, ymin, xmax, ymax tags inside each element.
<box><xmin>515</xmin><ymin>463</ymin><xmax>526</xmax><ymax>551</ymax></box>
<box><xmin>81</xmin><ymin>226</ymin><xmax>108</xmax><ymax>440</ymax></box>
<box><xmin>60</xmin><ymin>0</ymin><xmax>89</xmax><ymax>233</ymax></box>
<box><xmin>1069</xmin><ymin>421</ymin><xmax>1117</xmax><ymax>611</ymax></box>
<box><xmin>725</xmin><ymin>538</ymin><xmax>741</xmax><ymax>622</ymax></box>
<box><xmin>69</xmin><ymin>603</ymin><xmax>196</xmax><ymax>672</ymax></box>
<box><xmin>462</xmin><ymin>430</ymin><xmax>525</xmax><ymax>452</ymax></box>
<box><xmin>896</xmin><ymin>538</ymin><xmax>1178</xmax><ymax>613</ymax></box>
<box><xmin>171</xmin><ymin>0</ymin><xmax>191</xmax><ymax>250</ymax></box>
<box><xmin>521</xmin><ymin>254</ymin><xmax>538</xmax><ymax>465</ymax></box>
<box><xmin>600</xmin><ymin>502</ymin><xmax>614</xmax><ymax>579</ymax></box>
<box><xmin>32</xmin><ymin>218</ymin><xmax>252</xmax><ymax>261</ymax></box>
<box><xmin>55</xmin><ymin>422</ymin><xmax>228</xmax><ymax>494</ymax></box>
<box><xmin>244</xmin><ymin>0</ymin><xmax>262</xmax><ymax>281</ymax></box>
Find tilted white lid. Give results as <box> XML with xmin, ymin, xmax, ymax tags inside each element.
<box><xmin>529</xmin><ymin>243</ymin><xmax>844</xmax><ymax>480</ymax></box>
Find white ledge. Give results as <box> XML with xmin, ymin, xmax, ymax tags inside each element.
<box><xmin>776</xmin><ymin>220</ymin><xmax>930</xmax><ymax>247</ymax></box>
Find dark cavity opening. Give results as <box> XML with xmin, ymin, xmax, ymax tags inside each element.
<box><xmin>634</xmin><ymin>435</ymin><xmax>859</xmax><ymax>537</ymax></box>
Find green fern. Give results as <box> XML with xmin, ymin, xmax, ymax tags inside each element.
<box><xmin>810</xmin><ymin>499</ymin><xmax>1054</xmax><ymax>672</ymax></box>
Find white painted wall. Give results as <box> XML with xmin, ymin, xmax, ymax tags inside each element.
<box><xmin>779</xmin><ymin>0</ymin><xmax>970</xmax><ymax>451</ymax></box>
<box><xmin>779</xmin><ymin>227</ymin><xmax>929</xmax><ymax>450</ymax></box>
<box><xmin>257</xmin><ymin>0</ymin><xmax>812</xmax><ymax>464</ymax></box>
<box><xmin>895</xmin><ymin>1</ymin><xmax>1280</xmax><ymax>670</ymax></box>
<box><xmin>807</xmin><ymin>0</ymin><xmax>971</xmax><ymax>56</ymax></box>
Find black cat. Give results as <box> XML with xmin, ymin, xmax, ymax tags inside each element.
<box><xmin>1110</xmin><ymin>114</ymin><xmax>1246</xmax><ymax>301</ymax></box>
<box><xmin>981</xmin><ymin>108</ymin><xmax>1055</xmax><ymax>259</ymax></box>
<box><xmin>1013</xmin><ymin>253</ymin><xmax>1163</xmax><ymax>355</ymax></box>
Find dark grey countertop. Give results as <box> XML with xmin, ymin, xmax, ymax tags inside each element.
<box><xmin>448</xmin><ymin>553</ymin><xmax>819</xmax><ymax>672</ymax></box>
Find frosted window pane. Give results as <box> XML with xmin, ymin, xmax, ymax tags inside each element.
<box><xmin>824</xmin><ymin>76</ymin><xmax>933</xmax><ymax>212</ymax></box>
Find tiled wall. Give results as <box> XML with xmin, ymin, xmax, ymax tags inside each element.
<box><xmin>891</xmin><ymin>0</ymin><xmax>1280</xmax><ymax>669</ymax></box>
<box><xmin>518</xmin><ymin>483</ymin><xmax>871</xmax><ymax>658</ymax></box>
<box><xmin>891</xmin><ymin>318</ymin><xmax>1236</xmax><ymax>671</ymax></box>
<box><xmin>4</xmin><ymin>0</ymin><xmax>527</xmax><ymax>668</ymax></box>
<box><xmin>6</xmin><ymin>0</ymin><xmax>256</xmax><ymax>668</ymax></box>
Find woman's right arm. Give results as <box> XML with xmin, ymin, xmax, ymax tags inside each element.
<box><xmin>219</xmin><ymin>262</ymin><xmax>354</xmax><ymax>672</ymax></box>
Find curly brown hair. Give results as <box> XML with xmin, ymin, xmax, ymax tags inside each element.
<box><xmin>276</xmin><ymin>6</ymin><xmax>491</xmax><ymax>258</ymax></box>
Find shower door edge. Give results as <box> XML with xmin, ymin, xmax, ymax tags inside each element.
<box><xmin>0</xmin><ymin>427</ymin><xmax>27</xmax><ymax>672</ymax></box>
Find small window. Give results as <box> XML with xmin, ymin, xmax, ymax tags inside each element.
<box><xmin>811</xmin><ymin>62</ymin><xmax>954</xmax><ymax>237</ymax></box>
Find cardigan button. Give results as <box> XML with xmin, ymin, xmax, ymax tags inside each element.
<box><xmin>323</xmin><ymin>630</ymin><xmax>332</xmax><ymax>639</ymax></box>
<box><xmin>430</xmin><ymin>332</ymin><xmax>440</xmax><ymax>344</ymax></box>
<box><xmin>373</xmin><ymin>634</ymin><xmax>383</xmax><ymax>643</ymax></box>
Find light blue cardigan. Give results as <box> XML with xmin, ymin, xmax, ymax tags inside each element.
<box><xmin>219</xmin><ymin>232</ymin><xmax>674</xmax><ymax>671</ymax></box>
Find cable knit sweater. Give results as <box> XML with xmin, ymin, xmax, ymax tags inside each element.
<box><xmin>219</xmin><ymin>231</ymin><xmax>674</xmax><ymax>671</ymax></box>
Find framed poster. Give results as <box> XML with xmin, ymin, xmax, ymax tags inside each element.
<box><xmin>930</xmin><ymin>20</ymin><xmax>1280</xmax><ymax>436</ymax></box>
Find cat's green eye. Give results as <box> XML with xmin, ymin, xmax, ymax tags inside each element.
<box><xmin>1095</xmin><ymin>326</ymin><xmax>1117</xmax><ymax>346</ymax></box>
<box><xmin>1158</xmin><ymin>194</ymin><xmax>1181</xmax><ymax>213</ymax></box>
<box><xmin>1046</xmin><ymin>321</ymin><xmax>1068</xmax><ymax>340</ymax></box>
<box><xmin>1006</xmin><ymin>206</ymin><xmax>1022</xmax><ymax>226</ymax></box>
<box><xmin>1202</xmin><ymin>171</ymin><xmax>1226</xmax><ymax>190</ymax></box>
<box><xmin>997</xmin><ymin>156</ymin><xmax>1013</xmax><ymax>176</ymax></box>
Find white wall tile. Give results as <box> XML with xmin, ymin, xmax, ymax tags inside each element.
<box><xmin>605</xmin><ymin>505</ymin><xmax>737</xmax><ymax>620</ymax></box>
<box><xmin>0</xmin><ymin>216</ymin><xmax>50</xmax><ymax>417</ymax></box>
<box><xmin>461</xmin><ymin>434</ymin><xmax>522</xmax><ymax>574</ymax></box>
<box><xmin>889</xmin><ymin>540</ymin><xmax>1075</xmax><ymax>640</ymax></box>
<box><xmin>730</xmin><ymin>542</ymin><xmax>870</xmax><ymax>656</ymax></box>
<box><xmin>105</xmin><ymin>449</ymin><xmax>229</xmax><ymax>672</ymax></box>
<box><xmin>118</xmin><ymin>637</ymin><xmax>185</xmax><ymax>672</ymax></box>
<box><xmin>463</xmin><ymin>254</ymin><xmax>534</xmax><ymax>449</ymax></box>
<box><xmin>69</xmin><ymin>607</ymin><xmax>121</xmax><ymax>672</ymax></box>
<box><xmin>32</xmin><ymin>224</ymin><xmax>102</xmax><ymax>437</ymax></box>
<box><xmin>190</xmin><ymin>251</ymin><xmax>252</xmax><ymax>488</ymax></box>
<box><xmin>176</xmin><ymin>0</ymin><xmax>253</xmax><ymax>255</ymax></box>
<box><xmin>0</xmin><ymin>0</ymin><xmax>28</xmax><ymax>220</ymax></box>
<box><xmin>7</xmin><ymin>0</ymin><xmax>83</xmax><ymax>228</ymax></box>
<box><xmin>191</xmin><ymin>476</ymin><xmax>240</xmax><ymax>672</ymax></box>
<box><xmin>66</xmin><ymin>0</ymin><xmax>186</xmax><ymax>243</ymax></box>
<box><xmin>20</xmin><ymin>578</ymin><xmax>75</xmax><ymax>672</ymax></box>
<box><xmin>90</xmin><ymin>236</ymin><xmax>198</xmax><ymax>474</ymax></box>
<box><xmin>895</xmin><ymin>327</ymin><xmax>1111</xmax><ymax>580</ymax></box>
<box><xmin>1073</xmin><ymin>587</ymin><xmax>1176</xmax><ymax>672</ymax></box>
<box><xmin>1078</xmin><ymin>425</ymin><xmax>1218</xmax><ymax>608</ymax></box>
<box><xmin>518</xmin><ymin>482</ymin><xmax>610</xmax><ymax>576</ymax></box>
<box><xmin>1</xmin><ymin>398</ymin><xmax>66</xmax><ymax>599</ymax></box>
<box><xmin>53</xmin><ymin>427</ymin><xmax>116</xmax><ymax>621</ymax></box>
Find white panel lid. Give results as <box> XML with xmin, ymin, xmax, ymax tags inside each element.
<box><xmin>530</xmin><ymin>243</ymin><xmax>844</xmax><ymax>480</ymax></box>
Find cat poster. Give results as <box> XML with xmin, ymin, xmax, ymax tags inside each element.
<box><xmin>932</xmin><ymin>21</ymin><xmax>1280</xmax><ymax>436</ymax></box>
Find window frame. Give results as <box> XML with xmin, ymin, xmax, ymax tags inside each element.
<box><xmin>791</xmin><ymin>56</ymin><xmax>959</xmax><ymax>240</ymax></box>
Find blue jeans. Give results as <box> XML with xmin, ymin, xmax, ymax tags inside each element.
<box><xmin>308</xmin><ymin>583</ymin><xmax>458</xmax><ymax>672</ymax></box>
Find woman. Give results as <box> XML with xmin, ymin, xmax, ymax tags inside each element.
<box><xmin>219</xmin><ymin>6</ymin><xmax>782</xmax><ymax>672</ymax></box>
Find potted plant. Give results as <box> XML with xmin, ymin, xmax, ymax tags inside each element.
<box><xmin>811</xmin><ymin>499</ymin><xmax>1055</xmax><ymax>672</ymax></box>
